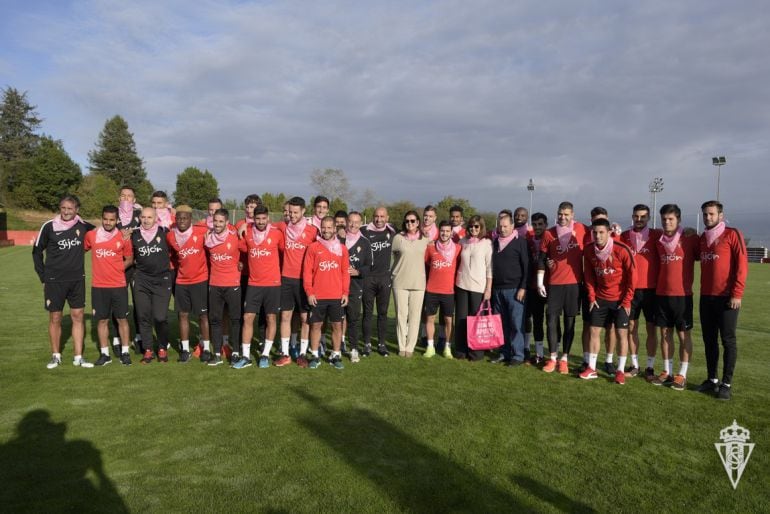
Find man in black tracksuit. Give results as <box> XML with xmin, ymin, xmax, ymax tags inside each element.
<box><xmin>115</xmin><ymin>186</ymin><xmax>143</xmax><ymax>353</ymax></box>
<box><xmin>341</xmin><ymin>211</ymin><xmax>372</xmax><ymax>361</ymax></box>
<box><xmin>360</xmin><ymin>207</ymin><xmax>394</xmax><ymax>357</ymax></box>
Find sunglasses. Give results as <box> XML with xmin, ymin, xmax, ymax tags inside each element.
<box><xmin>470</xmin><ymin>224</ymin><xmax>481</xmax><ymax>229</ymax></box>
<box><xmin>405</xmin><ymin>219</ymin><xmax>419</xmax><ymax>224</ymax></box>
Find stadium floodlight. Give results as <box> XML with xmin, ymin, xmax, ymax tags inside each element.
<box><xmin>712</xmin><ymin>156</ymin><xmax>727</xmax><ymax>201</ymax></box>
<box><xmin>527</xmin><ymin>178</ymin><xmax>535</xmax><ymax>214</ymax></box>
<box><xmin>649</xmin><ymin>177</ymin><xmax>664</xmax><ymax>229</ymax></box>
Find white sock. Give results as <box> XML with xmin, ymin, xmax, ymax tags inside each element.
<box><xmin>181</xmin><ymin>340</ymin><xmax>190</xmax><ymax>352</ymax></box>
<box><xmin>203</xmin><ymin>340</ymin><xmax>211</xmax><ymax>351</ymax></box>
<box><xmin>605</xmin><ymin>353</ymin><xmax>614</xmax><ymax>364</ymax></box>
<box><xmin>583</xmin><ymin>352</ymin><xmax>589</xmax><ymax>363</ymax></box>
<box><xmin>121</xmin><ymin>345</ymin><xmax>129</xmax><ymax>354</ymax></box>
<box><xmin>663</xmin><ymin>359</ymin><xmax>671</xmax><ymax>374</ymax></box>
<box><xmin>427</xmin><ymin>339</ymin><xmax>434</xmax><ymax>347</ymax></box>
<box><xmin>550</xmin><ymin>353</ymin><xmax>557</xmax><ymax>361</ymax></box>
<box><xmin>242</xmin><ymin>343</ymin><xmax>251</xmax><ymax>358</ymax></box>
<box><xmin>341</xmin><ymin>335</ymin><xmax>346</xmax><ymax>343</ymax></box>
<box><xmin>112</xmin><ymin>337</ymin><xmax>120</xmax><ymax>345</ymax></box>
<box><xmin>53</xmin><ymin>352</ymin><xmax>62</xmax><ymax>360</ymax></box>
<box><xmin>262</xmin><ymin>340</ymin><xmax>273</xmax><ymax>356</ymax></box>
<box><xmin>618</xmin><ymin>355</ymin><xmax>627</xmax><ymax>371</ymax></box>
<box><xmin>331</xmin><ymin>351</ymin><xmax>341</xmax><ymax>359</ymax></box>
<box><xmin>281</xmin><ymin>338</ymin><xmax>290</xmax><ymax>355</ymax></box>
<box><xmin>300</xmin><ymin>339</ymin><xmax>309</xmax><ymax>355</ymax></box>
<box><xmin>101</xmin><ymin>346</ymin><xmax>109</xmax><ymax>356</ymax></box>
<box><xmin>535</xmin><ymin>342</ymin><xmax>544</xmax><ymax>358</ymax></box>
<box><xmin>631</xmin><ymin>354</ymin><xmax>639</xmax><ymax>368</ymax></box>
<box><xmin>560</xmin><ymin>354</ymin><xmax>568</xmax><ymax>362</ymax></box>
<box><xmin>647</xmin><ymin>356</ymin><xmax>655</xmax><ymax>369</ymax></box>
<box><xmin>74</xmin><ymin>355</ymin><xmax>83</xmax><ymax>362</ymax></box>
<box><xmin>311</xmin><ymin>349</ymin><xmax>319</xmax><ymax>358</ymax></box>
<box><xmin>679</xmin><ymin>361</ymin><xmax>689</xmax><ymax>377</ymax></box>
<box><xmin>588</xmin><ymin>353</ymin><xmax>598</xmax><ymax>370</ymax></box>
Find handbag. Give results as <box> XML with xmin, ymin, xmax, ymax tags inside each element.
<box><xmin>467</xmin><ymin>300</ymin><xmax>504</xmax><ymax>351</ymax></box>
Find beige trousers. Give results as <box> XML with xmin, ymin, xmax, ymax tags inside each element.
<box><xmin>393</xmin><ymin>288</ymin><xmax>425</xmax><ymax>353</ymax></box>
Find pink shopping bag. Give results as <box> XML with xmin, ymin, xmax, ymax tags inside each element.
<box><xmin>467</xmin><ymin>300</ymin><xmax>504</xmax><ymax>351</ymax></box>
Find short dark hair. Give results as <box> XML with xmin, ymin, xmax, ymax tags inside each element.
<box><xmin>591</xmin><ymin>218</ymin><xmax>611</xmax><ymax>229</ymax></box>
<box><xmin>320</xmin><ymin>215</ymin><xmax>335</xmax><ymax>225</ymax></box>
<box><xmin>449</xmin><ymin>205</ymin><xmax>464</xmax><ymax>215</ymax></box>
<box><xmin>208</xmin><ymin>197</ymin><xmax>223</xmax><ymax>206</ymax></box>
<box><xmin>701</xmin><ymin>200</ymin><xmax>723</xmax><ymax>213</ymax></box>
<box><xmin>244</xmin><ymin>194</ymin><xmax>262</xmax><ymax>206</ymax></box>
<box><xmin>119</xmin><ymin>186</ymin><xmax>135</xmax><ymax>194</ymax></box>
<box><xmin>288</xmin><ymin>196</ymin><xmax>306</xmax><ymax>209</ymax></box>
<box><xmin>314</xmin><ymin>195</ymin><xmax>330</xmax><ymax>207</ymax></box>
<box><xmin>423</xmin><ymin>205</ymin><xmax>437</xmax><ymax>214</ymax></box>
<box><xmin>213</xmin><ymin>208</ymin><xmax>229</xmax><ymax>220</ymax></box>
<box><xmin>557</xmin><ymin>201</ymin><xmax>573</xmax><ymax>211</ymax></box>
<box><xmin>348</xmin><ymin>211</ymin><xmax>363</xmax><ymax>219</ymax></box>
<box><xmin>334</xmin><ymin>210</ymin><xmax>348</xmax><ymax>219</ymax></box>
<box><xmin>632</xmin><ymin>204</ymin><xmax>650</xmax><ymax>214</ymax></box>
<box><xmin>151</xmin><ymin>190</ymin><xmax>168</xmax><ymax>199</ymax></box>
<box><xmin>60</xmin><ymin>194</ymin><xmax>80</xmax><ymax>208</ymax></box>
<box><xmin>513</xmin><ymin>207</ymin><xmax>528</xmax><ymax>216</ymax></box>
<box><xmin>659</xmin><ymin>203</ymin><xmax>681</xmax><ymax>219</ymax></box>
<box><xmin>531</xmin><ymin>212</ymin><xmax>548</xmax><ymax>224</ymax></box>
<box><xmin>102</xmin><ymin>205</ymin><xmax>119</xmax><ymax>216</ymax></box>
<box><xmin>438</xmin><ymin>220</ymin><xmax>452</xmax><ymax>230</ymax></box>
<box><xmin>498</xmin><ymin>212</ymin><xmax>513</xmax><ymax>224</ymax></box>
<box><xmin>590</xmin><ymin>206</ymin><xmax>608</xmax><ymax>218</ymax></box>
<box><xmin>498</xmin><ymin>209</ymin><xmax>513</xmax><ymax>218</ymax></box>
<box><xmin>253</xmin><ymin>205</ymin><xmax>269</xmax><ymax>216</ymax></box>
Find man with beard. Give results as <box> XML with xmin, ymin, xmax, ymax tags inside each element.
<box><xmin>341</xmin><ymin>211</ymin><xmax>371</xmax><ymax>363</ymax></box>
<box><xmin>424</xmin><ymin>221</ymin><xmax>461</xmax><ymax>359</ymax></box>
<box><xmin>361</xmin><ymin>206</ymin><xmax>395</xmax><ymax>357</ymax></box>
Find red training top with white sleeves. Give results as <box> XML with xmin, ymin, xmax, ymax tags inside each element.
<box><xmin>302</xmin><ymin>241</ymin><xmax>350</xmax><ymax>299</ymax></box>
<box><xmin>583</xmin><ymin>241</ymin><xmax>636</xmax><ymax>308</ymax></box>
<box><xmin>280</xmin><ymin>224</ymin><xmax>318</xmax><ymax>279</ymax></box>
<box><xmin>539</xmin><ymin>222</ymin><xmax>589</xmax><ymax>285</ymax></box>
<box><xmin>425</xmin><ymin>242</ymin><xmax>461</xmax><ymax>295</ymax></box>
<box><xmin>238</xmin><ymin>227</ymin><xmax>284</xmax><ymax>287</ymax></box>
<box><xmin>655</xmin><ymin>234</ymin><xmax>699</xmax><ymax>296</ymax></box>
<box><xmin>207</xmin><ymin>231</ymin><xmax>241</xmax><ymax>287</ymax></box>
<box><xmin>84</xmin><ymin>231</ymin><xmax>132</xmax><ymax>288</ymax></box>
<box><xmin>167</xmin><ymin>227</ymin><xmax>208</xmax><ymax>284</ymax></box>
<box><xmin>620</xmin><ymin>228</ymin><xmax>661</xmax><ymax>289</ymax></box>
<box><xmin>699</xmin><ymin>227</ymin><xmax>748</xmax><ymax>299</ymax></box>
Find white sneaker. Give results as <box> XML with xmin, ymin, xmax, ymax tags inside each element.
<box><xmin>46</xmin><ymin>356</ymin><xmax>61</xmax><ymax>369</ymax></box>
<box><xmin>73</xmin><ymin>358</ymin><xmax>95</xmax><ymax>368</ymax></box>
<box><xmin>350</xmin><ymin>349</ymin><xmax>360</xmax><ymax>364</ymax></box>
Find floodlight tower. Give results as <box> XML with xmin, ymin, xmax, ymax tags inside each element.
<box><xmin>649</xmin><ymin>177</ymin><xmax>664</xmax><ymax>229</ymax></box>
<box><xmin>712</xmin><ymin>156</ymin><xmax>726</xmax><ymax>201</ymax></box>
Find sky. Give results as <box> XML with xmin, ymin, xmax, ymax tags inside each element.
<box><xmin>2</xmin><ymin>0</ymin><xmax>770</xmax><ymax>241</ymax></box>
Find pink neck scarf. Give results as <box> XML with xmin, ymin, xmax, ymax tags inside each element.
<box><xmin>403</xmin><ymin>231</ymin><xmax>420</xmax><ymax>241</ymax></box>
<box><xmin>497</xmin><ymin>232</ymin><xmax>517</xmax><ymax>252</ymax></box>
<box><xmin>436</xmin><ymin>239</ymin><xmax>456</xmax><ymax>263</ymax></box>
<box><xmin>366</xmin><ymin>222</ymin><xmax>394</xmax><ymax>233</ymax></box>
<box><xmin>594</xmin><ymin>238</ymin><xmax>614</xmax><ymax>263</ymax></box>
<box><xmin>173</xmin><ymin>226</ymin><xmax>193</xmax><ymax>247</ymax></box>
<box><xmin>252</xmin><ymin>224</ymin><xmax>272</xmax><ymax>246</ymax></box>
<box><xmin>556</xmin><ymin>221</ymin><xmax>575</xmax><ymax>250</ymax></box>
<box><xmin>139</xmin><ymin>223</ymin><xmax>159</xmax><ymax>244</ymax></box>
<box><xmin>345</xmin><ymin>230</ymin><xmax>361</xmax><ymax>250</ymax></box>
<box><xmin>311</xmin><ymin>215</ymin><xmax>323</xmax><ymax>228</ymax></box>
<box><xmin>317</xmin><ymin>236</ymin><xmax>342</xmax><ymax>256</ymax></box>
<box><xmin>95</xmin><ymin>227</ymin><xmax>119</xmax><ymax>244</ymax></box>
<box><xmin>660</xmin><ymin>227</ymin><xmax>683</xmax><ymax>256</ymax></box>
<box><xmin>156</xmin><ymin>207</ymin><xmax>173</xmax><ymax>228</ymax></box>
<box><xmin>52</xmin><ymin>215</ymin><xmax>82</xmax><ymax>232</ymax></box>
<box><xmin>424</xmin><ymin>224</ymin><xmax>438</xmax><ymax>240</ymax></box>
<box><xmin>465</xmin><ymin>237</ymin><xmax>480</xmax><ymax>245</ymax></box>
<box><xmin>452</xmin><ymin>225</ymin><xmax>464</xmax><ymax>235</ymax></box>
<box><xmin>704</xmin><ymin>221</ymin><xmax>726</xmax><ymax>248</ymax></box>
<box><xmin>285</xmin><ymin>217</ymin><xmax>308</xmax><ymax>242</ymax></box>
<box><xmin>205</xmin><ymin>229</ymin><xmax>229</xmax><ymax>248</ymax></box>
<box><xmin>244</xmin><ymin>217</ymin><xmax>255</xmax><ymax>226</ymax></box>
<box><xmin>118</xmin><ymin>201</ymin><xmax>134</xmax><ymax>226</ymax></box>
<box><xmin>515</xmin><ymin>224</ymin><xmax>529</xmax><ymax>238</ymax></box>
<box><xmin>629</xmin><ymin>226</ymin><xmax>649</xmax><ymax>253</ymax></box>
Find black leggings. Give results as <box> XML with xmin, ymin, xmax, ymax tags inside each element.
<box><xmin>133</xmin><ymin>273</ymin><xmax>172</xmax><ymax>350</ymax></box>
<box><xmin>362</xmin><ymin>274</ymin><xmax>391</xmax><ymax>346</ymax></box>
<box><xmin>346</xmin><ymin>280</ymin><xmax>364</xmax><ymax>351</ymax></box>
<box><xmin>454</xmin><ymin>287</ymin><xmax>485</xmax><ymax>361</ymax></box>
<box><xmin>700</xmin><ymin>295</ymin><xmax>739</xmax><ymax>385</ymax></box>
<box><xmin>209</xmin><ymin>286</ymin><xmax>242</xmax><ymax>354</ymax></box>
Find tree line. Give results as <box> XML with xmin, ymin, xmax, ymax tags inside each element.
<box><xmin>0</xmin><ymin>87</ymin><xmax>496</xmax><ymax>227</ymax></box>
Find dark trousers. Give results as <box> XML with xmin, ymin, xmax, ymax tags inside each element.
<box><xmin>133</xmin><ymin>273</ymin><xmax>172</xmax><ymax>350</ymax></box>
<box><xmin>525</xmin><ymin>288</ymin><xmax>546</xmax><ymax>342</ymax></box>
<box><xmin>363</xmin><ymin>274</ymin><xmax>391</xmax><ymax>346</ymax></box>
<box><xmin>700</xmin><ymin>295</ymin><xmax>739</xmax><ymax>385</ymax></box>
<box><xmin>454</xmin><ymin>287</ymin><xmax>485</xmax><ymax>361</ymax></box>
<box><xmin>492</xmin><ymin>288</ymin><xmax>526</xmax><ymax>362</ymax></box>
<box><xmin>209</xmin><ymin>285</ymin><xmax>242</xmax><ymax>354</ymax></box>
<box><xmin>346</xmin><ymin>279</ymin><xmax>364</xmax><ymax>351</ymax></box>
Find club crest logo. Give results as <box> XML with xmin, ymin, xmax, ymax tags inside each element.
<box><xmin>267</xmin><ymin>238</ymin><xmax>271</xmax><ymax>245</ymax></box>
<box><xmin>156</xmin><ymin>236</ymin><xmax>161</xmax><ymax>243</ymax></box>
<box><xmin>715</xmin><ymin>420</ymin><xmax>754</xmax><ymax>489</ymax></box>
<box><xmin>193</xmin><ymin>236</ymin><xmax>198</xmax><ymax>242</ymax></box>
<box><xmin>76</xmin><ymin>229</ymin><xmax>81</xmax><ymax>236</ymax></box>
<box><xmin>227</xmin><ymin>243</ymin><xmax>231</xmax><ymax>250</ymax></box>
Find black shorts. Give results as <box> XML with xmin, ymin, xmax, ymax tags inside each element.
<box><xmin>589</xmin><ymin>299</ymin><xmax>630</xmax><ymax>328</ymax></box>
<box><xmin>280</xmin><ymin>277</ymin><xmax>309</xmax><ymax>312</ymax></box>
<box><xmin>244</xmin><ymin>285</ymin><xmax>281</xmax><ymax>315</ymax></box>
<box><xmin>547</xmin><ymin>284</ymin><xmax>580</xmax><ymax>318</ymax></box>
<box><xmin>44</xmin><ymin>280</ymin><xmax>85</xmax><ymax>312</ymax></box>
<box><xmin>91</xmin><ymin>287</ymin><xmax>129</xmax><ymax>320</ymax></box>
<box><xmin>175</xmin><ymin>281</ymin><xmax>208</xmax><ymax>316</ymax></box>
<box><xmin>655</xmin><ymin>295</ymin><xmax>693</xmax><ymax>331</ymax></box>
<box><xmin>423</xmin><ymin>292</ymin><xmax>455</xmax><ymax>317</ymax></box>
<box><xmin>309</xmin><ymin>299</ymin><xmax>344</xmax><ymax>323</ymax></box>
<box><xmin>629</xmin><ymin>288</ymin><xmax>656</xmax><ymax>322</ymax></box>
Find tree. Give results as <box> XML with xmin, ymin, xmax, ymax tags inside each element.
<box><xmin>173</xmin><ymin>167</ymin><xmax>219</xmax><ymax>210</ymax></box>
<box><xmin>0</xmin><ymin>87</ymin><xmax>42</xmax><ymax>162</ymax></box>
<box><xmin>386</xmin><ymin>200</ymin><xmax>418</xmax><ymax>228</ymax></box>
<box><xmin>75</xmin><ymin>174</ymin><xmax>120</xmax><ymax>218</ymax></box>
<box><xmin>310</xmin><ymin>168</ymin><xmax>352</xmax><ymax>203</ymax></box>
<box><xmin>261</xmin><ymin>192</ymin><xmax>287</xmax><ymax>214</ymax></box>
<box><xmin>435</xmin><ymin>195</ymin><xmax>477</xmax><ymax>224</ymax></box>
<box><xmin>88</xmin><ymin>115</ymin><xmax>150</xmax><ymax>192</ymax></box>
<box><xmin>16</xmin><ymin>136</ymin><xmax>82</xmax><ymax>210</ymax></box>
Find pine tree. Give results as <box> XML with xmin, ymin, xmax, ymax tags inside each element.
<box><xmin>0</xmin><ymin>87</ymin><xmax>42</xmax><ymax>162</ymax></box>
<box><xmin>173</xmin><ymin>167</ymin><xmax>219</xmax><ymax>210</ymax></box>
<box><xmin>88</xmin><ymin>115</ymin><xmax>149</xmax><ymax>190</ymax></box>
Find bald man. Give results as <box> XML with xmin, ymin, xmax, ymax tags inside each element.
<box><xmin>360</xmin><ymin>206</ymin><xmax>395</xmax><ymax>357</ymax></box>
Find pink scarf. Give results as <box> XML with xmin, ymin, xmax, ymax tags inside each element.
<box><xmin>424</xmin><ymin>224</ymin><xmax>438</xmax><ymax>240</ymax></box>
<box><xmin>173</xmin><ymin>226</ymin><xmax>192</xmax><ymax>247</ymax></box>
<box><xmin>704</xmin><ymin>221</ymin><xmax>725</xmax><ymax>248</ymax></box>
<box><xmin>205</xmin><ymin>229</ymin><xmax>229</xmax><ymax>248</ymax></box>
<box><xmin>286</xmin><ymin>217</ymin><xmax>308</xmax><ymax>242</ymax></box>
<box><xmin>118</xmin><ymin>201</ymin><xmax>134</xmax><ymax>227</ymax></box>
<box><xmin>311</xmin><ymin>215</ymin><xmax>323</xmax><ymax>228</ymax></box>
<box><xmin>660</xmin><ymin>227</ymin><xmax>683</xmax><ymax>256</ymax></box>
<box><xmin>317</xmin><ymin>236</ymin><xmax>342</xmax><ymax>256</ymax></box>
<box><xmin>139</xmin><ymin>223</ymin><xmax>159</xmax><ymax>244</ymax></box>
<box><xmin>365</xmin><ymin>222</ymin><xmax>394</xmax><ymax>232</ymax></box>
<box><xmin>252</xmin><ymin>224</ymin><xmax>272</xmax><ymax>246</ymax></box>
<box><xmin>345</xmin><ymin>230</ymin><xmax>361</xmax><ymax>250</ymax></box>
<box><xmin>244</xmin><ymin>217</ymin><xmax>255</xmax><ymax>226</ymax></box>
<box><xmin>515</xmin><ymin>224</ymin><xmax>529</xmax><ymax>238</ymax></box>
<box><xmin>435</xmin><ymin>239</ymin><xmax>456</xmax><ymax>263</ymax></box>
<box><xmin>465</xmin><ymin>237</ymin><xmax>480</xmax><ymax>245</ymax></box>
<box><xmin>452</xmin><ymin>225</ymin><xmax>464</xmax><ymax>236</ymax></box>
<box><xmin>156</xmin><ymin>207</ymin><xmax>173</xmax><ymax>228</ymax></box>
<box><xmin>594</xmin><ymin>238</ymin><xmax>614</xmax><ymax>263</ymax></box>
<box><xmin>497</xmin><ymin>232</ymin><xmax>517</xmax><ymax>252</ymax></box>
<box><xmin>52</xmin><ymin>215</ymin><xmax>82</xmax><ymax>232</ymax></box>
<box><xmin>556</xmin><ymin>221</ymin><xmax>574</xmax><ymax>250</ymax></box>
<box><xmin>629</xmin><ymin>227</ymin><xmax>649</xmax><ymax>253</ymax></box>
<box><xmin>95</xmin><ymin>227</ymin><xmax>119</xmax><ymax>244</ymax></box>
<box><xmin>403</xmin><ymin>231</ymin><xmax>420</xmax><ymax>241</ymax></box>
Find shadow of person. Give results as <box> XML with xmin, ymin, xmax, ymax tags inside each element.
<box><xmin>292</xmin><ymin>388</ymin><xmax>525</xmax><ymax>513</ymax></box>
<box><xmin>0</xmin><ymin>410</ymin><xmax>128</xmax><ymax>513</ymax></box>
<box><xmin>511</xmin><ymin>474</ymin><xmax>597</xmax><ymax>513</ymax></box>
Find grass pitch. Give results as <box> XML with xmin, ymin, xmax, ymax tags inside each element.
<box><xmin>0</xmin><ymin>245</ymin><xmax>767</xmax><ymax>512</ymax></box>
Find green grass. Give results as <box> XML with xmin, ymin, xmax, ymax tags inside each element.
<box><xmin>0</xmin><ymin>245</ymin><xmax>768</xmax><ymax>512</ymax></box>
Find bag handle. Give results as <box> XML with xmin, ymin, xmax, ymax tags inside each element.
<box><xmin>475</xmin><ymin>299</ymin><xmax>492</xmax><ymax>316</ymax></box>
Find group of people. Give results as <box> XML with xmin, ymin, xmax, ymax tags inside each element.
<box><xmin>33</xmin><ymin>187</ymin><xmax>747</xmax><ymax>399</ymax></box>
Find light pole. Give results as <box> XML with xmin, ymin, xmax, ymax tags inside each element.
<box><xmin>649</xmin><ymin>177</ymin><xmax>664</xmax><ymax>229</ymax></box>
<box><xmin>527</xmin><ymin>178</ymin><xmax>535</xmax><ymax>215</ymax></box>
<box><xmin>712</xmin><ymin>156</ymin><xmax>726</xmax><ymax>201</ymax></box>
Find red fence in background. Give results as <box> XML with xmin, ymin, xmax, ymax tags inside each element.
<box><xmin>0</xmin><ymin>231</ymin><xmax>39</xmax><ymax>246</ymax></box>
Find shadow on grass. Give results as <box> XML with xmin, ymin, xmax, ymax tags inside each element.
<box><xmin>293</xmin><ymin>388</ymin><xmax>526</xmax><ymax>512</ymax></box>
<box><xmin>511</xmin><ymin>474</ymin><xmax>597</xmax><ymax>513</ymax></box>
<box><xmin>0</xmin><ymin>410</ymin><xmax>128</xmax><ymax>513</ymax></box>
